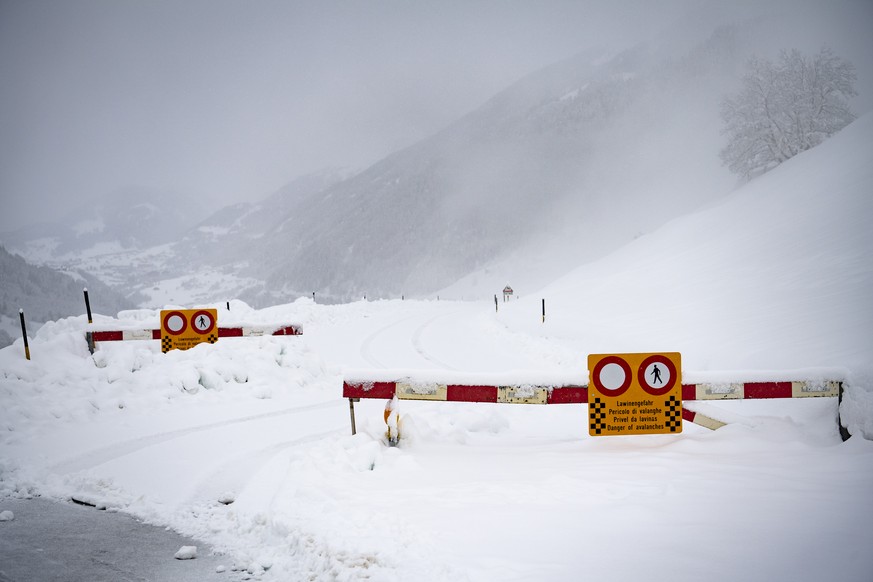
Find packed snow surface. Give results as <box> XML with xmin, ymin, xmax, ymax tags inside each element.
<box><xmin>1</xmin><ymin>116</ymin><xmax>872</xmax><ymax>580</ymax></box>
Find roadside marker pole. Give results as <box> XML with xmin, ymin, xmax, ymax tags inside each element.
<box><xmin>18</xmin><ymin>309</ymin><xmax>30</xmax><ymax>360</ymax></box>
<box><xmin>83</xmin><ymin>288</ymin><xmax>93</xmax><ymax>324</ymax></box>
<box><xmin>542</xmin><ymin>299</ymin><xmax>546</xmax><ymax>323</ymax></box>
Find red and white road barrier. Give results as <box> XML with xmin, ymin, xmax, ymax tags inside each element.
<box><xmin>682</xmin><ymin>380</ymin><xmax>840</xmax><ymax>400</ymax></box>
<box><xmin>343</xmin><ymin>381</ymin><xmax>587</xmax><ymax>405</ymax></box>
<box><xmin>86</xmin><ymin>324</ymin><xmax>302</xmax><ymax>352</ymax></box>
<box><xmin>680</xmin><ymin>408</ymin><xmax>727</xmax><ymax>430</ymax></box>
<box><xmin>342</xmin><ymin>377</ymin><xmax>844</xmax><ymax>435</ymax></box>
<box><xmin>342</xmin><ymin>379</ymin><xmax>838</xmax><ymax>405</ymax></box>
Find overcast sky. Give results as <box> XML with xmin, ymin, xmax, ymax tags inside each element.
<box><xmin>2</xmin><ymin>1</ymin><xmax>871</xmax><ymax>233</ymax></box>
<box><xmin>0</xmin><ymin>0</ymin><xmax>712</xmax><ymax>230</ymax></box>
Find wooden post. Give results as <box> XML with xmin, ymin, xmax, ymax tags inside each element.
<box><xmin>19</xmin><ymin>309</ymin><xmax>30</xmax><ymax>360</ymax></box>
<box><xmin>83</xmin><ymin>288</ymin><xmax>93</xmax><ymax>324</ymax></box>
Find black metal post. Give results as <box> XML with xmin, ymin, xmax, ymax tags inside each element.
<box><xmin>19</xmin><ymin>309</ymin><xmax>30</xmax><ymax>360</ymax></box>
<box><xmin>83</xmin><ymin>288</ymin><xmax>93</xmax><ymax>324</ymax></box>
<box><xmin>542</xmin><ymin>298</ymin><xmax>546</xmax><ymax>323</ymax></box>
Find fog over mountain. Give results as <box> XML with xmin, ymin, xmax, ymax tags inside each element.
<box><xmin>243</xmin><ymin>5</ymin><xmax>871</xmax><ymax>302</ymax></box>
<box><xmin>252</xmin><ymin>32</ymin><xmax>741</xmax><ymax>301</ymax></box>
<box><xmin>1</xmin><ymin>1</ymin><xmax>870</xmax><ymax>308</ymax></box>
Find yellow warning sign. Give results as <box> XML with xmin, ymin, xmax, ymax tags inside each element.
<box><xmin>160</xmin><ymin>309</ymin><xmax>218</xmax><ymax>353</ymax></box>
<box><xmin>588</xmin><ymin>352</ymin><xmax>682</xmax><ymax>436</ymax></box>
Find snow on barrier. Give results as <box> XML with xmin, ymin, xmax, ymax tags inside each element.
<box><xmin>85</xmin><ymin>324</ymin><xmax>302</xmax><ymax>353</ymax></box>
<box><xmin>342</xmin><ymin>374</ymin><xmax>847</xmax><ymax>439</ymax></box>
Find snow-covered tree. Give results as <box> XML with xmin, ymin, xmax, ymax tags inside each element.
<box><xmin>720</xmin><ymin>47</ymin><xmax>857</xmax><ymax>179</ymax></box>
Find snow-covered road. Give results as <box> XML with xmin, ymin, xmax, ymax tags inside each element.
<box><xmin>306</xmin><ymin>300</ymin><xmax>558</xmax><ymax>373</ymax></box>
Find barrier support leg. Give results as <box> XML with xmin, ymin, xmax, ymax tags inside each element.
<box><xmin>86</xmin><ymin>332</ymin><xmax>95</xmax><ymax>355</ymax></box>
<box><xmin>348</xmin><ymin>398</ymin><xmax>359</xmax><ymax>435</ymax></box>
<box><xmin>837</xmin><ymin>383</ymin><xmax>851</xmax><ymax>441</ymax></box>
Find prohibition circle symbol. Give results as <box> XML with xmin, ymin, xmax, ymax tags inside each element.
<box><xmin>162</xmin><ymin>311</ymin><xmax>187</xmax><ymax>336</ymax></box>
<box><xmin>591</xmin><ymin>355</ymin><xmax>632</xmax><ymax>397</ymax></box>
<box><xmin>638</xmin><ymin>354</ymin><xmax>677</xmax><ymax>396</ymax></box>
<box><xmin>191</xmin><ymin>310</ymin><xmax>216</xmax><ymax>334</ymax></box>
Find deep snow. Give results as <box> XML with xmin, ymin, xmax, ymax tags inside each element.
<box><xmin>1</xmin><ymin>116</ymin><xmax>872</xmax><ymax>580</ymax></box>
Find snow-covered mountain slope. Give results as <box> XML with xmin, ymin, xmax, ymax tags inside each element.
<box><xmin>125</xmin><ymin>168</ymin><xmax>353</xmax><ymax>307</ymax></box>
<box><xmin>249</xmin><ymin>6</ymin><xmax>871</xmax><ymax>303</ymax></box>
<box><xmin>174</xmin><ymin>168</ymin><xmax>351</xmax><ymax>267</ymax></box>
<box><xmin>250</xmin><ymin>28</ymin><xmax>742</xmax><ymax>302</ymax></box>
<box><xmin>500</xmin><ymin>113</ymin><xmax>873</xmax><ymax>374</ymax></box>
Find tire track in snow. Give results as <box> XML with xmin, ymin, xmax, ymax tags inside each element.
<box><xmin>185</xmin><ymin>427</ymin><xmax>346</xmax><ymax>506</ymax></box>
<box><xmin>359</xmin><ymin>313</ymin><xmax>421</xmax><ymax>368</ymax></box>
<box><xmin>360</xmin><ymin>309</ymin><xmax>462</xmax><ymax>371</ymax></box>
<box><xmin>410</xmin><ymin>311</ymin><xmax>460</xmax><ymax>370</ymax></box>
<box><xmin>50</xmin><ymin>400</ymin><xmax>342</xmax><ymax>475</ymax></box>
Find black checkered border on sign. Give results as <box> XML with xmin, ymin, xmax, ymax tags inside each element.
<box><xmin>665</xmin><ymin>394</ymin><xmax>681</xmax><ymax>432</ymax></box>
<box><xmin>161</xmin><ymin>336</ymin><xmax>173</xmax><ymax>353</ymax></box>
<box><xmin>589</xmin><ymin>397</ymin><xmax>607</xmax><ymax>435</ymax></box>
<box><xmin>207</xmin><ymin>333</ymin><xmax>218</xmax><ymax>344</ymax></box>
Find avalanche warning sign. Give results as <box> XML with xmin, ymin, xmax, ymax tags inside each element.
<box><xmin>160</xmin><ymin>309</ymin><xmax>218</xmax><ymax>353</ymax></box>
<box><xmin>587</xmin><ymin>352</ymin><xmax>682</xmax><ymax>436</ymax></box>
